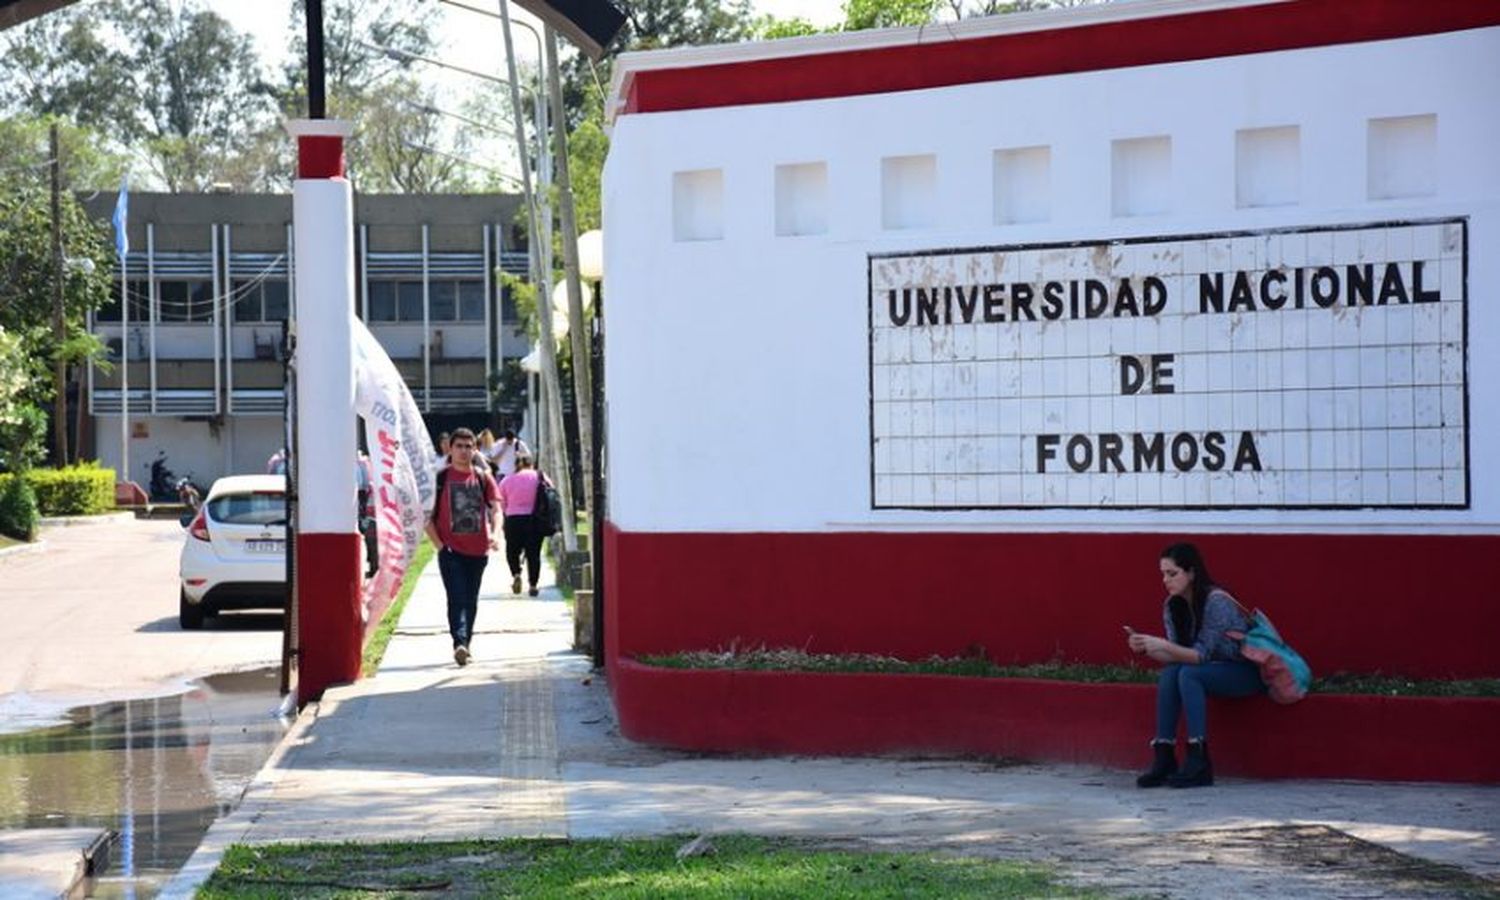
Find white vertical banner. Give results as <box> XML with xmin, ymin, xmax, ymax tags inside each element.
<box><xmin>354</xmin><ymin>318</ymin><xmax>437</xmax><ymax>619</ymax></box>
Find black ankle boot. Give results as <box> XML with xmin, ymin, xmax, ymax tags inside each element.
<box><xmin>1168</xmin><ymin>739</ymin><xmax>1213</xmax><ymax>788</ymax></box>
<box><xmin>1135</xmin><ymin>740</ymin><xmax>1178</xmax><ymax>788</ymax></box>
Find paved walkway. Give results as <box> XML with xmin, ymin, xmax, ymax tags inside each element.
<box><xmin>164</xmin><ymin>549</ymin><xmax>1500</xmax><ymax>898</ymax></box>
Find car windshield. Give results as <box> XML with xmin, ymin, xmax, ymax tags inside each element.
<box><xmin>208</xmin><ymin>491</ymin><xmax>286</xmax><ymax>526</ymax></box>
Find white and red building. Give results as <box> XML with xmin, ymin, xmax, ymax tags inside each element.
<box><xmin>599</xmin><ymin>0</ymin><xmax>1500</xmax><ymax>772</ymax></box>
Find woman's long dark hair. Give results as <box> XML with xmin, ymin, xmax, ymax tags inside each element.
<box><xmin>1161</xmin><ymin>542</ymin><xmax>1218</xmax><ymax>643</ymax></box>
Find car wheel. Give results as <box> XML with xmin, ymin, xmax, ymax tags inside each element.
<box><xmin>179</xmin><ymin>588</ymin><xmax>205</xmax><ymax>630</ymax></box>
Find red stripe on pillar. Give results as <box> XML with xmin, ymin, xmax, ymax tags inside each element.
<box><xmin>296</xmin><ymin>531</ymin><xmax>364</xmax><ymax>705</ymax></box>
<box><xmin>297</xmin><ymin>135</ymin><xmax>346</xmax><ymax>179</ymax></box>
<box><xmin>621</xmin><ymin>0</ymin><xmax>1500</xmax><ymax>115</ymax></box>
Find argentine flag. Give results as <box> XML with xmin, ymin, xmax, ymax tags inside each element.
<box><xmin>111</xmin><ymin>177</ymin><xmax>129</xmax><ymax>259</ymax></box>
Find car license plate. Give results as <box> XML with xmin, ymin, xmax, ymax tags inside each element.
<box><xmin>246</xmin><ymin>540</ymin><xmax>284</xmax><ymax>553</ymax></box>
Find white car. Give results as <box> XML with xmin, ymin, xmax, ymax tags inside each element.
<box><xmin>179</xmin><ymin>474</ymin><xmax>288</xmax><ymax>629</ymax></box>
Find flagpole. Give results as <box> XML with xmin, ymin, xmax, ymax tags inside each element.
<box><xmin>115</xmin><ymin>179</ymin><xmax>130</xmax><ymax>497</ymax></box>
<box><xmin>120</xmin><ymin>247</ymin><xmax>129</xmax><ymax>494</ymax></box>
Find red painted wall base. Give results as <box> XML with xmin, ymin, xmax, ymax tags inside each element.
<box><xmin>614</xmin><ymin>659</ymin><xmax>1500</xmax><ymax>783</ymax></box>
<box><xmin>604</xmin><ymin>526</ymin><xmax>1500</xmax><ymax>680</ymax></box>
<box><xmin>296</xmin><ymin>531</ymin><xmax>364</xmax><ymax>706</ymax></box>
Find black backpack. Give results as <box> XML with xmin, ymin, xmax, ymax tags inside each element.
<box><xmin>533</xmin><ymin>472</ymin><xmax>562</xmax><ymax>534</ymax></box>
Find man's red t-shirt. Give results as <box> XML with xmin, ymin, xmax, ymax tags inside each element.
<box><xmin>435</xmin><ymin>466</ymin><xmax>499</xmax><ymax>557</ymax></box>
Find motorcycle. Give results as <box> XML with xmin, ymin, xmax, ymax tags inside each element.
<box><xmin>176</xmin><ymin>476</ymin><xmax>203</xmax><ymax>510</ymax></box>
<box><xmin>147</xmin><ymin>451</ymin><xmax>205</xmax><ymax>512</ymax></box>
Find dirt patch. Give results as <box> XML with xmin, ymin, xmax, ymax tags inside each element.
<box><xmin>873</xmin><ymin>824</ymin><xmax>1500</xmax><ymax>899</ymax></box>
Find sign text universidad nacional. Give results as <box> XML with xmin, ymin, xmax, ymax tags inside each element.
<box><xmin>867</xmin><ymin>219</ymin><xmax>1468</xmax><ymax>510</ymax></box>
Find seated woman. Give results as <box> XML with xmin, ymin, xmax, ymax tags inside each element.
<box><xmin>1127</xmin><ymin>542</ymin><xmax>1264</xmax><ymax>788</ymax></box>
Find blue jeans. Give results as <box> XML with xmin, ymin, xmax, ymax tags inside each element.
<box><xmin>438</xmin><ymin>547</ymin><xmax>488</xmax><ymax>648</ymax></box>
<box><xmin>1155</xmin><ymin>660</ymin><xmax>1264</xmax><ymax>741</ymax></box>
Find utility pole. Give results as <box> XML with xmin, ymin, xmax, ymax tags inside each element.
<box><xmin>49</xmin><ymin>123</ymin><xmax>68</xmax><ymax>466</ymax></box>
<box><xmin>545</xmin><ymin>25</ymin><xmax>594</xmax><ymax>542</ymax></box>
<box><xmin>496</xmin><ymin>0</ymin><xmax>576</xmax><ymax>553</ymax></box>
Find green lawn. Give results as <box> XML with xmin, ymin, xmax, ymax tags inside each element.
<box><xmin>360</xmin><ymin>538</ymin><xmax>436</xmax><ymax>677</ymax></box>
<box><xmin>200</xmin><ymin>835</ymin><xmax>1099</xmax><ymax>899</ymax></box>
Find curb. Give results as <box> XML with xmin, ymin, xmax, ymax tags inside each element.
<box><xmin>0</xmin><ymin>540</ymin><xmax>46</xmax><ymax>563</ymax></box>
<box><xmin>37</xmin><ymin>511</ymin><xmax>136</xmax><ymax>527</ymax></box>
<box><xmin>156</xmin><ymin>699</ymin><xmax>317</xmax><ymax>899</ymax></box>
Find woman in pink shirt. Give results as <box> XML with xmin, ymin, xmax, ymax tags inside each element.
<box><xmin>497</xmin><ymin>454</ymin><xmax>549</xmax><ymax>596</ymax></box>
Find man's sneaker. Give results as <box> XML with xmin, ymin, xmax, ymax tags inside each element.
<box><xmin>454</xmin><ymin>645</ymin><xmax>470</xmax><ymax>666</ymax></box>
<box><xmin>528</xmin><ymin>585</ymin><xmax>539</xmax><ymax>597</ymax></box>
<box><xmin>511</xmin><ymin>575</ymin><xmax>523</xmax><ymax>594</ymax></box>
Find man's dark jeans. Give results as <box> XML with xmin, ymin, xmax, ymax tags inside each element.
<box><xmin>438</xmin><ymin>546</ymin><xmax>488</xmax><ymax>648</ymax></box>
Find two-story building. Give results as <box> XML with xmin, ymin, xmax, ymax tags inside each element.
<box><xmin>80</xmin><ymin>192</ymin><xmax>529</xmax><ymax>487</ymax></box>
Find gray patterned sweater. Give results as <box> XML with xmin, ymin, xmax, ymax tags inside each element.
<box><xmin>1162</xmin><ymin>588</ymin><xmax>1251</xmax><ymax>663</ymax></box>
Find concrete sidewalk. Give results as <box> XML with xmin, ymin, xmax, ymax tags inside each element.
<box><xmin>166</xmin><ymin>548</ymin><xmax>1500</xmax><ymax>898</ymax></box>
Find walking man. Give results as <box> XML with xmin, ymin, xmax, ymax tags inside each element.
<box><xmin>424</xmin><ymin>428</ymin><xmax>500</xmax><ymax>666</ymax></box>
<box><xmin>489</xmin><ymin>428</ymin><xmax>530</xmax><ymax>481</ymax></box>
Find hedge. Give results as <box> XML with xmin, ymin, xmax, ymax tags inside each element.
<box><xmin>0</xmin><ymin>463</ymin><xmax>116</xmax><ymax>516</ymax></box>
<box><xmin>0</xmin><ymin>476</ymin><xmax>37</xmax><ymax>541</ymax></box>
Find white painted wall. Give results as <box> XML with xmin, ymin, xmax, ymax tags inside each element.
<box><xmin>603</xmin><ymin>27</ymin><xmax>1500</xmax><ymax>533</ymax></box>
<box><xmin>93</xmin><ymin>415</ymin><xmax>281</xmax><ymax>486</ymax></box>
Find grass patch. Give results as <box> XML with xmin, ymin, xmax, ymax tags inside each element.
<box><xmin>360</xmin><ymin>538</ymin><xmax>436</xmax><ymax>677</ymax></box>
<box><xmin>201</xmin><ymin>835</ymin><xmax>1098</xmax><ymax>899</ymax></box>
<box><xmin>0</xmin><ymin>533</ymin><xmax>22</xmax><ymax>551</ymax></box>
<box><xmin>636</xmin><ymin>648</ymin><xmax>1500</xmax><ymax>698</ymax></box>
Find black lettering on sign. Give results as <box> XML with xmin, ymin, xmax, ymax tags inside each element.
<box><xmin>1413</xmin><ymin>260</ymin><xmax>1440</xmax><ymax>302</ymax></box>
<box><xmin>1035</xmin><ymin>432</ymin><xmax>1263</xmax><ymax>475</ymax></box>
<box><xmin>1036</xmin><ymin>434</ymin><xmax>1059</xmax><ymax>473</ymax></box>
<box><xmin>956</xmin><ymin>284</ymin><xmax>981</xmax><ymax>322</ymax></box>
<box><xmin>887</xmin><ymin>289</ymin><xmax>911</xmax><ymax>326</ymax></box>
<box><xmin>1120</xmin><ymin>354</ymin><xmax>1175</xmax><ymax>395</ymax></box>
<box><xmin>983</xmin><ymin>283</ymin><xmax>1005</xmax><ymax>322</ymax></box>
<box><xmin>916</xmin><ymin>287</ymin><xmax>939</xmax><ymax>324</ymax></box>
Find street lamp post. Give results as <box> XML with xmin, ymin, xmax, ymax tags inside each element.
<box><xmin>576</xmin><ymin>227</ymin><xmax>604</xmax><ymax>665</ymax></box>
<box><xmin>494</xmin><ymin>0</ymin><xmax>577</xmax><ymax>554</ymax></box>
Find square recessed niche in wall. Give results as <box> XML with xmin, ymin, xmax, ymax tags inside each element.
<box><xmin>774</xmin><ymin>161</ymin><xmax>828</xmax><ymax>237</ymax></box>
<box><xmin>1236</xmin><ymin>125</ymin><xmax>1300</xmax><ymax>208</ymax></box>
<box><xmin>881</xmin><ymin>154</ymin><xmax>937</xmax><ymax>230</ymax></box>
<box><xmin>1368</xmin><ymin>114</ymin><xmax>1437</xmax><ymax>200</ymax></box>
<box><xmin>672</xmin><ymin>168</ymin><xmax>724</xmax><ymax>242</ymax></box>
<box><xmin>993</xmin><ymin>145</ymin><xmax>1051</xmax><ymax>225</ymax></box>
<box><xmin>1111</xmin><ymin>135</ymin><xmax>1171</xmax><ymax>217</ymax></box>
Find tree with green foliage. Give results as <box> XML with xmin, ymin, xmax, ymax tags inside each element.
<box><xmin>842</xmin><ymin>0</ymin><xmax>942</xmax><ymax>30</ymax></box>
<box><xmin>0</xmin><ymin>0</ymin><xmax>279</xmax><ymax>191</ymax></box>
<box><xmin>269</xmin><ymin>0</ymin><xmax>485</xmax><ymax>193</ymax></box>
<box><xmin>0</xmin><ymin>120</ymin><xmax>116</xmax><ymax>470</ymax></box>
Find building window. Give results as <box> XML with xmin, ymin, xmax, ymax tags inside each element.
<box><xmin>368</xmin><ymin>279</ymin><xmax>485</xmax><ymax>322</ymax></box>
<box><xmin>157</xmin><ymin>279</ymin><xmax>214</xmax><ymax>323</ymax></box>
<box><xmin>232</xmin><ymin>278</ymin><xmax>291</xmax><ymax>323</ymax></box>
<box><xmin>397</xmin><ymin>281</ymin><xmax>424</xmax><ymax>321</ymax></box>
<box><xmin>458</xmin><ymin>280</ymin><xmax>485</xmax><ymax>321</ymax></box>
<box><xmin>96</xmin><ymin>279</ymin><xmax>150</xmax><ymax>322</ymax></box>
<box><xmin>430</xmin><ymin>281</ymin><xmax>456</xmax><ymax>321</ymax></box>
<box><xmin>369</xmin><ymin>281</ymin><xmax>398</xmax><ymax>321</ymax></box>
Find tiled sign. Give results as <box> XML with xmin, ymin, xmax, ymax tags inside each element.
<box><xmin>868</xmin><ymin>219</ymin><xmax>1468</xmax><ymax>509</ymax></box>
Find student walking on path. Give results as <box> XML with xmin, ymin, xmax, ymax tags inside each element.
<box><xmin>497</xmin><ymin>454</ymin><xmax>550</xmax><ymax>596</ymax></box>
<box><xmin>424</xmin><ymin>428</ymin><xmax>500</xmax><ymax>666</ymax></box>
<box><xmin>489</xmin><ymin>429</ymin><xmax>530</xmax><ymax>481</ymax></box>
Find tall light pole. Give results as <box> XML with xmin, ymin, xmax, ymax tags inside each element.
<box><xmin>545</xmin><ymin>24</ymin><xmax>595</xmax><ymax>552</ymax></box>
<box><xmin>362</xmin><ymin>34</ymin><xmax>577</xmax><ymax>552</ymax></box>
<box><xmin>495</xmin><ymin>0</ymin><xmax>577</xmax><ymax>553</ymax></box>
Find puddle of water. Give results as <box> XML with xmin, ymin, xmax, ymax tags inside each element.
<box><xmin>0</xmin><ymin>668</ymin><xmax>289</xmax><ymax>897</ymax></box>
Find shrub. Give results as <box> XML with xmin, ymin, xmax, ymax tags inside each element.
<box><xmin>0</xmin><ymin>403</ymin><xmax>47</xmax><ymax>473</ymax></box>
<box><xmin>26</xmin><ymin>462</ymin><xmax>116</xmax><ymax>515</ymax></box>
<box><xmin>0</xmin><ymin>474</ymin><xmax>38</xmax><ymax>541</ymax></box>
